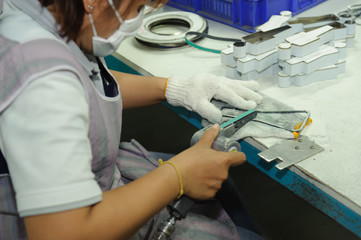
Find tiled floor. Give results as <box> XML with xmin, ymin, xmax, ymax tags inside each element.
<box><xmin>121</xmin><ymin>103</ymin><xmax>360</xmax><ymax>240</ymax></box>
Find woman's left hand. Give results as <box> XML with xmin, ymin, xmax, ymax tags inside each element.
<box><xmin>165</xmin><ymin>73</ymin><xmax>263</xmax><ymax>123</ymax></box>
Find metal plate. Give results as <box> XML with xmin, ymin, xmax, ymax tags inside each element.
<box><xmin>258</xmin><ymin>136</ymin><xmax>324</xmax><ymax>170</ymax></box>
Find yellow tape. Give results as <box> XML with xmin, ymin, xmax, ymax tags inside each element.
<box><xmin>293</xmin><ymin>118</ymin><xmax>313</xmax><ymax>138</ymax></box>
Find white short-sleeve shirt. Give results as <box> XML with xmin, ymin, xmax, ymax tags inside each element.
<box><xmin>0</xmin><ymin>0</ymin><xmax>102</xmax><ymax>217</ymax></box>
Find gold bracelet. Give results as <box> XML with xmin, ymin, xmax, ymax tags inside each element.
<box><xmin>164</xmin><ymin>77</ymin><xmax>169</xmax><ymax>97</ymax></box>
<box><xmin>158</xmin><ymin>159</ymin><xmax>183</xmax><ymax>199</ymax></box>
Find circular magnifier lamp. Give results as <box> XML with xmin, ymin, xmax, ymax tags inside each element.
<box><xmin>135</xmin><ymin>11</ymin><xmax>208</xmax><ymax>48</ymax></box>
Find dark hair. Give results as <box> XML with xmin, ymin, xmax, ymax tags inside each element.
<box><xmin>39</xmin><ymin>0</ymin><xmax>85</xmax><ymax>41</ymax></box>
<box><xmin>39</xmin><ymin>0</ymin><xmax>168</xmax><ymax>42</ymax></box>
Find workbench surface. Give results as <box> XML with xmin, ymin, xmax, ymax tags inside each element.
<box><xmin>114</xmin><ymin>0</ymin><xmax>361</xmax><ymax>236</ymax></box>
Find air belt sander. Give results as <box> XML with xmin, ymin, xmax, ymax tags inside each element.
<box><xmin>151</xmin><ymin>110</ymin><xmax>257</xmax><ymax>240</ymax></box>
<box><xmin>191</xmin><ymin>109</ymin><xmax>257</xmax><ymax>152</ymax></box>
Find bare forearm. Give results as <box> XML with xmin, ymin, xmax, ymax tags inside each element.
<box><xmin>110</xmin><ymin>70</ymin><xmax>167</xmax><ymax>109</ymax></box>
<box><xmin>87</xmin><ymin>163</ymin><xmax>179</xmax><ymax>239</ymax></box>
<box><xmin>24</xmin><ymin>126</ymin><xmax>246</xmax><ymax>240</ymax></box>
<box><xmin>25</xmin><ymin>163</ymin><xmax>179</xmax><ymax>240</ymax></box>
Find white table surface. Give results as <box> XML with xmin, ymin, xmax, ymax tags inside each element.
<box><xmin>114</xmin><ymin>0</ymin><xmax>361</xmax><ymax>215</ymax></box>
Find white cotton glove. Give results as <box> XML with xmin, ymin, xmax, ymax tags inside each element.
<box><xmin>165</xmin><ymin>73</ymin><xmax>263</xmax><ymax>123</ymax></box>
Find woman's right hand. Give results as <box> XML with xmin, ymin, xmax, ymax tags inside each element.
<box><xmin>170</xmin><ymin>124</ymin><xmax>246</xmax><ymax>200</ymax></box>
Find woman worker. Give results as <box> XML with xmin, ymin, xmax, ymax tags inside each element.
<box><xmin>0</xmin><ymin>0</ymin><xmax>264</xmax><ymax>239</ymax></box>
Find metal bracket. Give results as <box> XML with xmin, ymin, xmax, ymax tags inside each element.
<box><xmin>258</xmin><ymin>136</ymin><xmax>324</xmax><ymax>170</ymax></box>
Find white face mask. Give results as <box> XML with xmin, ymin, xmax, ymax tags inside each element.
<box><xmin>89</xmin><ymin>0</ymin><xmax>145</xmax><ymax>57</ymax></box>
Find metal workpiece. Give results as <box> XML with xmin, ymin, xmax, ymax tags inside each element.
<box><xmin>282</xmin><ymin>45</ymin><xmax>340</xmax><ymax>76</ymax></box>
<box><xmin>232</xmin><ymin>41</ymin><xmax>247</xmax><ymax>59</ymax></box>
<box><xmin>278</xmin><ymin>41</ymin><xmax>346</xmax><ymax>87</ymax></box>
<box><xmin>278</xmin><ymin>25</ymin><xmax>334</xmax><ymax>60</ymax></box>
<box><xmin>241</xmin><ymin>64</ymin><xmax>280</xmax><ymax>81</ymax></box>
<box><xmin>303</xmin><ymin>21</ymin><xmax>356</xmax><ymax>40</ymax></box>
<box><xmin>326</xmin><ymin>22</ymin><xmax>348</xmax><ymax>40</ymax></box>
<box><xmin>233</xmin><ymin>25</ymin><xmax>303</xmax><ymax>58</ymax></box>
<box><xmin>225</xmin><ymin>65</ymin><xmax>240</xmax><ymax>79</ymax></box>
<box><xmin>220</xmin><ymin>11</ymin><xmax>357</xmax><ymax>87</ymax></box>
<box><xmin>278</xmin><ymin>22</ymin><xmax>353</xmax><ymax>60</ymax></box>
<box><xmin>221</xmin><ymin>47</ymin><xmax>237</xmax><ymax>67</ymax></box>
<box><xmin>258</xmin><ymin>136</ymin><xmax>324</xmax><ymax>170</ymax></box>
<box><xmin>327</xmin><ymin>22</ymin><xmax>349</xmax><ymax>41</ymax></box>
<box><xmin>338</xmin><ymin>4</ymin><xmax>361</xmax><ymax>22</ymax></box>
<box><xmin>236</xmin><ymin>48</ymin><xmax>278</xmax><ymax>74</ymax></box>
<box><xmin>288</xmin><ymin>14</ymin><xmax>341</xmax><ymax>28</ymax></box>
<box><xmin>334</xmin><ymin>41</ymin><xmax>347</xmax><ymax>59</ymax></box>
<box><xmin>278</xmin><ymin>42</ymin><xmax>292</xmax><ymax>60</ymax></box>
<box><xmin>344</xmin><ymin>20</ymin><xmax>357</xmax><ymax>35</ymax></box>
<box><xmin>337</xmin><ymin>13</ymin><xmax>354</xmax><ymax>24</ymax></box>
<box><xmin>345</xmin><ymin>34</ymin><xmax>356</xmax><ymax>48</ymax></box>
<box><xmin>278</xmin><ymin>59</ymin><xmax>346</xmax><ymax>88</ymax></box>
<box><xmin>257</xmin><ymin>13</ymin><xmax>292</xmax><ymax>32</ymax></box>
<box><xmin>226</xmin><ymin>64</ymin><xmax>281</xmax><ymax>81</ymax></box>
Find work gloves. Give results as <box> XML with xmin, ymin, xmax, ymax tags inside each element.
<box><xmin>165</xmin><ymin>73</ymin><xmax>263</xmax><ymax>123</ymax></box>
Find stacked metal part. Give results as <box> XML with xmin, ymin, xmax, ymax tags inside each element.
<box><xmin>221</xmin><ymin>13</ymin><xmax>357</xmax><ymax>88</ymax></box>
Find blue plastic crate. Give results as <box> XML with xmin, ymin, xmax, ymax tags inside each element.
<box><xmin>166</xmin><ymin>0</ymin><xmax>327</xmax><ymax>32</ymax></box>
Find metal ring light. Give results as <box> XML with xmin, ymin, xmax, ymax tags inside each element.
<box><xmin>135</xmin><ymin>11</ymin><xmax>208</xmax><ymax>48</ymax></box>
